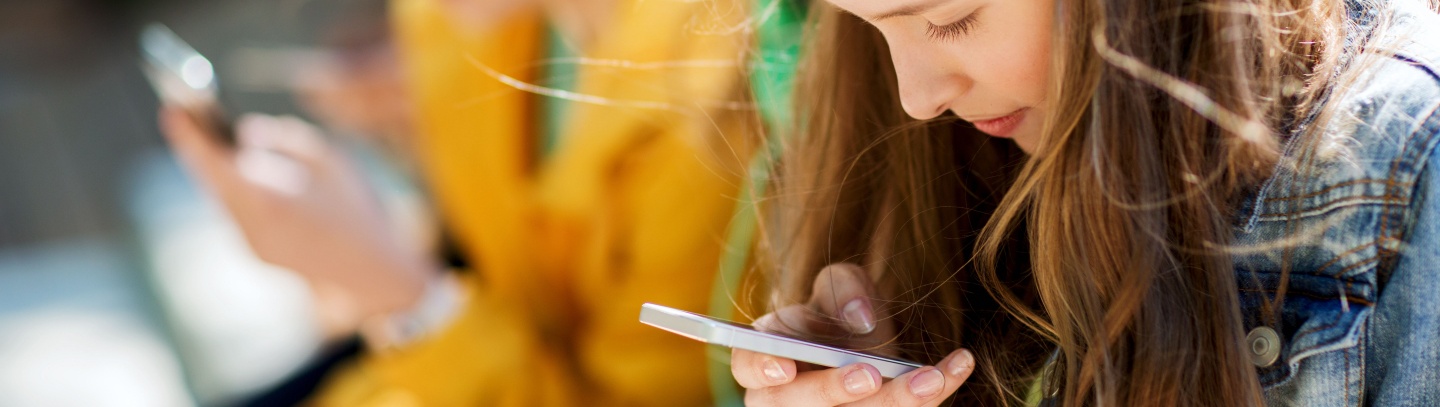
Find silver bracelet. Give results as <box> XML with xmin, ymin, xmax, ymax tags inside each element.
<box><xmin>362</xmin><ymin>272</ymin><xmax>466</xmax><ymax>350</ymax></box>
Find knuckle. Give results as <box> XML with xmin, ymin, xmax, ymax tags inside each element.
<box><xmin>742</xmin><ymin>389</ymin><xmax>766</xmax><ymax>406</ymax></box>
<box><xmin>730</xmin><ymin>351</ymin><xmax>767</xmax><ymax>389</ymax></box>
<box><xmin>819</xmin><ymin>263</ymin><xmax>866</xmax><ymax>285</ymax></box>
<box><xmin>874</xmin><ymin>384</ymin><xmax>914</xmax><ymax>407</ymax></box>
<box><xmin>751</xmin><ymin>313</ymin><xmax>778</xmax><ymax>331</ymax></box>
<box><xmin>819</xmin><ymin>262</ymin><xmax>861</xmax><ymax>275</ymax></box>
<box><xmin>811</xmin><ymin>376</ymin><xmax>839</xmax><ymax>404</ymax></box>
<box><xmin>743</xmin><ymin>387</ymin><xmax>782</xmax><ymax>407</ymax></box>
<box><xmin>814</xmin><ymin>368</ymin><xmax>860</xmax><ymax>405</ymax></box>
<box><xmin>732</xmin><ymin>363</ymin><xmax>760</xmax><ymax>389</ymax></box>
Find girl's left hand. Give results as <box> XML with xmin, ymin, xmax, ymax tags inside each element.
<box><xmin>729</xmin><ymin>263</ymin><xmax>977</xmax><ymax>406</ymax></box>
<box><xmin>733</xmin><ymin>346</ymin><xmax>975</xmax><ymax>407</ymax></box>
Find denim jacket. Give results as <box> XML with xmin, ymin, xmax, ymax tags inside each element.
<box><xmin>1232</xmin><ymin>0</ymin><xmax>1440</xmax><ymax>405</ymax></box>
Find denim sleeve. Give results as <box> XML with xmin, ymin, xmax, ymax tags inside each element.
<box><xmin>1366</xmin><ymin>109</ymin><xmax>1440</xmax><ymax>405</ymax></box>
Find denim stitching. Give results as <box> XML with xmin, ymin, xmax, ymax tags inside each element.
<box><xmin>1261</xmin><ymin>179</ymin><xmax>1411</xmax><ymax>203</ymax></box>
<box><xmin>1392</xmin><ymin>53</ymin><xmax>1440</xmax><ymax>83</ymax></box>
<box><xmin>1256</xmin><ymin>195</ymin><xmax>1406</xmax><ymax>219</ymax></box>
<box><xmin>1332</xmin><ymin>255</ymin><xmax>1380</xmax><ymax>279</ymax></box>
<box><xmin>1376</xmin><ymin>102</ymin><xmax>1440</xmax><ymax>285</ymax></box>
<box><xmin>1238</xmin><ymin>277</ymin><xmax>1376</xmax><ymax>306</ymax></box>
<box><xmin>1313</xmin><ymin>241</ymin><xmax>1379</xmax><ymax>277</ymax></box>
<box><xmin>1345</xmin><ymin>345</ymin><xmax>1352</xmax><ymax>406</ymax></box>
<box><xmin>1353</xmin><ymin>322</ymin><xmax>1365</xmax><ymax>407</ymax></box>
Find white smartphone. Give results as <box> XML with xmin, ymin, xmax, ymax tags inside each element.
<box><xmin>139</xmin><ymin>23</ymin><xmax>236</xmax><ymax>145</ymax></box>
<box><xmin>639</xmin><ymin>303</ymin><xmax>921</xmax><ymax>378</ymax></box>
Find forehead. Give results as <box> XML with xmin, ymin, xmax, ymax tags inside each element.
<box><xmin>826</xmin><ymin>0</ymin><xmax>966</xmax><ymax>21</ymax></box>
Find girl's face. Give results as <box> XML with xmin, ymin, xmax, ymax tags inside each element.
<box><xmin>825</xmin><ymin>0</ymin><xmax>1054</xmax><ymax>152</ymax></box>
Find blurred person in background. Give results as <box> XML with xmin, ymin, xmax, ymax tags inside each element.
<box><xmin>161</xmin><ymin>0</ymin><xmax>762</xmax><ymax>405</ymax></box>
<box><xmin>282</xmin><ymin>1</ymin><xmax>436</xmax><ymax>341</ymax></box>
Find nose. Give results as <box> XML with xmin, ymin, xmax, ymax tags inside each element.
<box><xmin>888</xmin><ymin>41</ymin><xmax>967</xmax><ymax>120</ymax></box>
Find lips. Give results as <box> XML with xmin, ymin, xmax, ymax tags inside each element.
<box><xmin>966</xmin><ymin>109</ymin><xmax>1027</xmax><ymax>138</ymax></box>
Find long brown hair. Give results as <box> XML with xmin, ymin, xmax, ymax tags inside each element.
<box><xmin>761</xmin><ymin>0</ymin><xmax>1378</xmax><ymax>405</ymax></box>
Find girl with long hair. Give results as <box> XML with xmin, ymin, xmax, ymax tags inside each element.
<box><xmin>728</xmin><ymin>0</ymin><xmax>1440</xmax><ymax>405</ymax></box>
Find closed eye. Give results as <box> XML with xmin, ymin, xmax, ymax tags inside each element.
<box><xmin>925</xmin><ymin>11</ymin><xmax>980</xmax><ymax>42</ymax></box>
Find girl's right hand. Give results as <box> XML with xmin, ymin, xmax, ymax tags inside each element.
<box><xmin>729</xmin><ymin>264</ymin><xmax>976</xmax><ymax>406</ymax></box>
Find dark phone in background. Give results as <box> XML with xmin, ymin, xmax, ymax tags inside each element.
<box><xmin>140</xmin><ymin>23</ymin><xmax>238</xmax><ymax>145</ymax></box>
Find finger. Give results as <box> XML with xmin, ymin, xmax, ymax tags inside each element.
<box><xmin>754</xmin><ymin>304</ymin><xmax>827</xmax><ymax>337</ymax></box>
<box><xmin>849</xmin><ymin>349</ymin><xmax>976</xmax><ymax>407</ymax></box>
<box><xmin>731</xmin><ymin>348</ymin><xmax>797</xmax><ymax>389</ymax></box>
<box><xmin>235</xmin><ymin>148</ymin><xmax>312</xmax><ymax>197</ymax></box>
<box><xmin>808</xmin><ymin>263</ymin><xmax>878</xmax><ymax>335</ymax></box>
<box><xmin>761</xmin><ymin>300</ymin><xmax>884</xmax><ymax>357</ymax></box>
<box><xmin>235</xmin><ymin>114</ymin><xmax>331</xmax><ymax>165</ymax></box>
<box><xmin>744</xmin><ymin>363</ymin><xmax>881</xmax><ymax>407</ymax></box>
<box><xmin>160</xmin><ymin>105</ymin><xmax>239</xmax><ymax>191</ymax></box>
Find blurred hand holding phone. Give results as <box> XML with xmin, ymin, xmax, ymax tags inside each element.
<box><xmin>145</xmin><ymin>23</ymin><xmax>438</xmax><ymax>321</ymax></box>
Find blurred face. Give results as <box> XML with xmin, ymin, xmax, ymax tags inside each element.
<box><xmin>826</xmin><ymin>0</ymin><xmax>1054</xmax><ymax>152</ymax></box>
<box><xmin>440</xmin><ymin>0</ymin><xmax>540</xmax><ymax>34</ymax></box>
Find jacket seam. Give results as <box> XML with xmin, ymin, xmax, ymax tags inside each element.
<box><xmin>1262</xmin><ymin>179</ymin><xmax>1412</xmax><ymax>203</ymax></box>
<box><xmin>1391</xmin><ymin>53</ymin><xmax>1440</xmax><ymax>84</ymax></box>
<box><xmin>1314</xmin><ymin>241</ymin><xmax>1378</xmax><ymax>277</ymax></box>
<box><xmin>1255</xmin><ymin>195</ymin><xmax>1406</xmax><ymax>219</ymax></box>
<box><xmin>1377</xmin><ymin>98</ymin><xmax>1440</xmax><ymax>292</ymax></box>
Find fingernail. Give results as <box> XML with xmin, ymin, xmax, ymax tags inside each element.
<box><xmin>236</xmin><ymin>116</ymin><xmax>271</xmax><ymax>146</ymax></box>
<box><xmin>762</xmin><ymin>358</ymin><xmax>787</xmax><ymax>382</ymax></box>
<box><xmin>947</xmin><ymin>349</ymin><xmax>975</xmax><ymax>376</ymax></box>
<box><xmin>908</xmin><ymin>368</ymin><xmax>944</xmax><ymax>398</ymax></box>
<box><xmin>238</xmin><ymin>114</ymin><xmax>271</xmax><ymax>132</ymax></box>
<box><xmin>843</xmin><ymin>366</ymin><xmax>878</xmax><ymax>394</ymax></box>
<box><xmin>842</xmin><ymin>298</ymin><xmax>876</xmax><ymax>334</ymax></box>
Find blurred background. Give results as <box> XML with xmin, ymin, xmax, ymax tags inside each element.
<box><xmin>0</xmin><ymin>0</ymin><xmax>427</xmax><ymax>405</ymax></box>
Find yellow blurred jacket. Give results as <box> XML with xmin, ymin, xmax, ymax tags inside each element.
<box><xmin>309</xmin><ymin>0</ymin><xmax>757</xmax><ymax>405</ymax></box>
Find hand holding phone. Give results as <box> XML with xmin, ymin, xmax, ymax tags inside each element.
<box><xmin>642</xmin><ymin>264</ymin><xmax>977</xmax><ymax>407</ymax></box>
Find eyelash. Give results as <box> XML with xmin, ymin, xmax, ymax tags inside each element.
<box><xmin>924</xmin><ymin>13</ymin><xmax>979</xmax><ymax>42</ymax></box>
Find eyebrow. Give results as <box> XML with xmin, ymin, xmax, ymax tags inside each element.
<box><xmin>869</xmin><ymin>0</ymin><xmax>945</xmax><ymax>21</ymax></box>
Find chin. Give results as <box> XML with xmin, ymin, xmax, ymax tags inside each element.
<box><xmin>1011</xmin><ymin>132</ymin><xmax>1038</xmax><ymax>155</ymax></box>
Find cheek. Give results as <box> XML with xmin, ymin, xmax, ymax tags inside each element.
<box><xmin>1009</xmin><ymin>35</ymin><xmax>1051</xmax><ymax>105</ymax></box>
<box><xmin>964</xmin><ymin>3</ymin><xmax>1053</xmax><ymax>105</ymax></box>
<box><xmin>972</xmin><ymin>50</ymin><xmax>1047</xmax><ymax>106</ymax></box>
